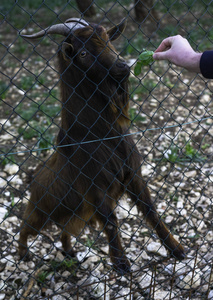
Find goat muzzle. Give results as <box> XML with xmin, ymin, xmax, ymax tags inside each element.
<box><xmin>111</xmin><ymin>59</ymin><xmax>130</xmax><ymax>82</ymax></box>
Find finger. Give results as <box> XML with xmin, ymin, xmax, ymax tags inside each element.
<box><xmin>155</xmin><ymin>35</ymin><xmax>180</xmax><ymax>53</ymax></box>
<box><xmin>155</xmin><ymin>37</ymin><xmax>173</xmax><ymax>53</ymax></box>
<box><xmin>153</xmin><ymin>50</ymin><xmax>170</xmax><ymax>60</ymax></box>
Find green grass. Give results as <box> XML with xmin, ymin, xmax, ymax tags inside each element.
<box><xmin>121</xmin><ymin>0</ymin><xmax>213</xmax><ymax>56</ymax></box>
<box><xmin>0</xmin><ymin>80</ymin><xmax>9</xmax><ymax>100</ymax></box>
<box><xmin>1</xmin><ymin>0</ymin><xmax>212</xmax><ymax>55</ymax></box>
<box><xmin>0</xmin><ymin>0</ymin><xmax>77</xmax><ymax>16</ymax></box>
<box><xmin>15</xmin><ymin>102</ymin><xmax>38</xmax><ymax>122</ymax></box>
<box><xmin>122</xmin><ymin>35</ymin><xmax>145</xmax><ymax>56</ymax></box>
<box><xmin>15</xmin><ymin>93</ymin><xmax>60</xmax><ymax>152</ymax></box>
<box><xmin>0</xmin><ymin>0</ymin><xmax>77</xmax><ymax>28</ymax></box>
<box><xmin>37</xmin><ymin>271</ymin><xmax>51</xmax><ymax>286</ymax></box>
<box><xmin>0</xmin><ymin>153</ymin><xmax>16</xmax><ymax>166</ymax></box>
<box><xmin>159</xmin><ymin>76</ymin><xmax>176</xmax><ymax>89</ymax></box>
<box><xmin>157</xmin><ymin>25</ymin><xmax>179</xmax><ymax>40</ymax></box>
<box><xmin>1</xmin><ymin>0</ymin><xmax>212</xmax><ymax>157</ymax></box>
<box><xmin>201</xmin><ymin>143</ymin><xmax>210</xmax><ymax>150</ymax></box>
<box><xmin>85</xmin><ymin>237</ymin><xmax>99</xmax><ymax>250</ymax></box>
<box><xmin>19</xmin><ymin>75</ymin><xmax>36</xmax><ymax>92</ymax></box>
<box><xmin>157</xmin><ymin>0</ymin><xmax>213</xmax><ymax>14</ymax></box>
<box><xmin>36</xmin><ymin>257</ymin><xmax>78</xmax><ymax>286</ymax></box>
<box><xmin>18</xmin><ymin>120</ymin><xmax>47</xmax><ymax>139</ymax></box>
<box><xmin>50</xmin><ymin>257</ymin><xmax>78</xmax><ymax>275</ymax></box>
<box><xmin>13</xmin><ymin>37</ymin><xmax>29</xmax><ymax>54</ymax></box>
<box><xmin>184</xmin><ymin>141</ymin><xmax>204</xmax><ymax>161</ymax></box>
<box><xmin>169</xmin><ymin>194</ymin><xmax>179</xmax><ymax>203</ymax></box>
<box><xmin>129</xmin><ymin>108</ymin><xmax>146</xmax><ymax>124</ymax></box>
<box><xmin>162</xmin><ymin>140</ymin><xmax>206</xmax><ymax>164</ymax></box>
<box><xmin>130</xmin><ymin>77</ymin><xmax>157</xmax><ymax>99</ymax></box>
<box><xmin>17</xmin><ymin>119</ymin><xmax>56</xmax><ymax>152</ymax></box>
<box><xmin>15</xmin><ymin>95</ymin><xmax>61</xmax><ymax>121</ymax></box>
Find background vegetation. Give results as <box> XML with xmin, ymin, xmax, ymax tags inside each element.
<box><xmin>0</xmin><ymin>1</ymin><xmax>212</xmax><ymax>299</ymax></box>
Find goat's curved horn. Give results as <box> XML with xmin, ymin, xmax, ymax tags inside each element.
<box><xmin>21</xmin><ymin>18</ymin><xmax>89</xmax><ymax>39</ymax></box>
<box><xmin>65</xmin><ymin>18</ymin><xmax>89</xmax><ymax>26</ymax></box>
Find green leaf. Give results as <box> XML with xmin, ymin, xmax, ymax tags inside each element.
<box><xmin>134</xmin><ymin>62</ymin><xmax>142</xmax><ymax>76</ymax></box>
<box><xmin>138</xmin><ymin>50</ymin><xmax>154</xmax><ymax>66</ymax></box>
<box><xmin>134</xmin><ymin>50</ymin><xmax>154</xmax><ymax>76</ymax></box>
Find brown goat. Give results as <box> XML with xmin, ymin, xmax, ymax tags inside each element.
<box><xmin>19</xmin><ymin>18</ymin><xmax>185</xmax><ymax>274</ymax></box>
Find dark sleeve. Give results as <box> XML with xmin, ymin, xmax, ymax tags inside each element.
<box><xmin>200</xmin><ymin>50</ymin><xmax>213</xmax><ymax>79</ymax></box>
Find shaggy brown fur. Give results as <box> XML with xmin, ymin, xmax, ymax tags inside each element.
<box><xmin>19</xmin><ymin>20</ymin><xmax>185</xmax><ymax>274</ymax></box>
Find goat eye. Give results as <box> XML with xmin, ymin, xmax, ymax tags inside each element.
<box><xmin>80</xmin><ymin>51</ymin><xmax>87</xmax><ymax>58</ymax></box>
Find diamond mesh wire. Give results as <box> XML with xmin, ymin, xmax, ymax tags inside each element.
<box><xmin>0</xmin><ymin>1</ymin><xmax>213</xmax><ymax>299</ymax></box>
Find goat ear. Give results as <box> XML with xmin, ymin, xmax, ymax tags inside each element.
<box><xmin>107</xmin><ymin>19</ymin><xmax>127</xmax><ymax>41</ymax></box>
<box><xmin>61</xmin><ymin>42</ymin><xmax>74</xmax><ymax>61</ymax></box>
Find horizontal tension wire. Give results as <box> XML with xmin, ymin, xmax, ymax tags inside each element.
<box><xmin>0</xmin><ymin>116</ymin><xmax>212</xmax><ymax>158</ymax></box>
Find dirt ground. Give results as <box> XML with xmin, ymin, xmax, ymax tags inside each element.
<box><xmin>0</xmin><ymin>3</ymin><xmax>213</xmax><ymax>299</ymax></box>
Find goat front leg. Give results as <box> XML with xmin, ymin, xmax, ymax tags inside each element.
<box><xmin>127</xmin><ymin>173</ymin><xmax>185</xmax><ymax>260</ymax></box>
<box><xmin>95</xmin><ymin>197</ymin><xmax>131</xmax><ymax>274</ymax></box>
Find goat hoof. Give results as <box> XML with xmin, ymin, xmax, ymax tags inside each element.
<box><xmin>62</xmin><ymin>249</ymin><xmax>76</xmax><ymax>258</ymax></box>
<box><xmin>113</xmin><ymin>258</ymin><xmax>131</xmax><ymax>275</ymax></box>
<box><xmin>170</xmin><ymin>245</ymin><xmax>186</xmax><ymax>260</ymax></box>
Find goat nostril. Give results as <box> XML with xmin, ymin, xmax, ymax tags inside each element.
<box><xmin>116</xmin><ymin>61</ymin><xmax>127</xmax><ymax>69</ymax></box>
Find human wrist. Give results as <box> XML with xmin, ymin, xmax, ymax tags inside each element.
<box><xmin>185</xmin><ymin>52</ymin><xmax>202</xmax><ymax>73</ymax></box>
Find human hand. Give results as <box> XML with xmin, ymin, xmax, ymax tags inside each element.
<box><xmin>153</xmin><ymin>35</ymin><xmax>202</xmax><ymax>73</ymax></box>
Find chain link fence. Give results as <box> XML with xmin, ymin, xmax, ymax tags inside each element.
<box><xmin>0</xmin><ymin>0</ymin><xmax>213</xmax><ymax>299</ymax></box>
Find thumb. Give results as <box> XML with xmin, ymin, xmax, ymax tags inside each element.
<box><xmin>153</xmin><ymin>51</ymin><xmax>169</xmax><ymax>61</ymax></box>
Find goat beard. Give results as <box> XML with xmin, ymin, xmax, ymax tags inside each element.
<box><xmin>103</xmin><ymin>76</ymin><xmax>128</xmax><ymax>98</ymax></box>
<box><xmin>111</xmin><ymin>78</ymin><xmax>129</xmax><ymax>102</ymax></box>
<box><xmin>104</xmin><ymin>78</ymin><xmax>129</xmax><ymax>122</ymax></box>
